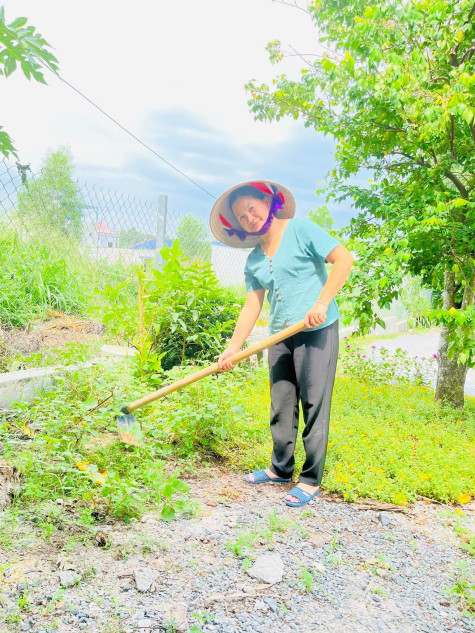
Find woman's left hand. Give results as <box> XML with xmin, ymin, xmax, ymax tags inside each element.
<box><xmin>304</xmin><ymin>302</ymin><xmax>328</xmax><ymax>328</ymax></box>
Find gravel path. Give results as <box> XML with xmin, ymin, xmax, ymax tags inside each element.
<box><xmin>367</xmin><ymin>330</ymin><xmax>475</xmax><ymax>397</ymax></box>
<box><xmin>2</xmin><ymin>470</ymin><xmax>474</xmax><ymax>633</ymax></box>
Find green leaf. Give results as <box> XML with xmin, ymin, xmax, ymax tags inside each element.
<box><xmin>9</xmin><ymin>16</ymin><xmax>28</xmax><ymax>28</ymax></box>
<box><xmin>160</xmin><ymin>504</ymin><xmax>176</xmax><ymax>522</ymax></box>
<box><xmin>163</xmin><ymin>477</ymin><xmax>189</xmax><ymax>497</ymax></box>
<box><xmin>4</xmin><ymin>56</ymin><xmax>17</xmax><ymax>77</ymax></box>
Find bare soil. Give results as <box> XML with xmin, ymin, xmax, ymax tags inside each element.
<box><xmin>0</xmin><ymin>312</ymin><xmax>104</xmax><ymax>364</ymax></box>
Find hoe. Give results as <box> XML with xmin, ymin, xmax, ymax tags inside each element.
<box><xmin>116</xmin><ymin>319</ymin><xmax>306</xmax><ymax>445</ymax></box>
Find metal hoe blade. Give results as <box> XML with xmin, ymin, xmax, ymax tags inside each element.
<box><xmin>116</xmin><ymin>407</ymin><xmax>143</xmax><ymax>446</ymax></box>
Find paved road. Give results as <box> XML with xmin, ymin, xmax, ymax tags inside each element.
<box><xmin>369</xmin><ymin>330</ymin><xmax>475</xmax><ymax>398</ymax></box>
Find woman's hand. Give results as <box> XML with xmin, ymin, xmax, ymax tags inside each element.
<box><xmin>304</xmin><ymin>301</ymin><xmax>328</xmax><ymax>328</ymax></box>
<box><xmin>218</xmin><ymin>345</ymin><xmax>240</xmax><ymax>372</ymax></box>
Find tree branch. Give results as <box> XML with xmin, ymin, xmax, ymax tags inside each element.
<box><xmin>288</xmin><ymin>44</ymin><xmax>318</xmax><ymax>69</ymax></box>
<box><xmin>369</xmin><ymin>121</ymin><xmax>405</xmax><ymax>133</ymax></box>
<box><xmin>393</xmin><ymin>151</ymin><xmax>432</xmax><ymax>169</ymax></box>
<box><xmin>450</xmin><ymin>115</ymin><xmax>455</xmax><ymax>158</ymax></box>
<box><xmin>451</xmin><ymin>2</ymin><xmax>475</xmax><ymax>66</ymax></box>
<box><xmin>444</xmin><ymin>171</ymin><xmax>469</xmax><ymax>198</ymax></box>
<box><xmin>460</xmin><ymin>45</ymin><xmax>475</xmax><ymax>64</ymax></box>
<box><xmin>274</xmin><ymin>0</ymin><xmax>311</xmax><ymax>16</ymax></box>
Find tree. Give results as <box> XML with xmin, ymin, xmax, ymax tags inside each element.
<box><xmin>176</xmin><ymin>214</ymin><xmax>212</xmax><ymax>263</ymax></box>
<box><xmin>119</xmin><ymin>227</ymin><xmax>153</xmax><ymax>248</ymax></box>
<box><xmin>307</xmin><ymin>205</ymin><xmax>336</xmax><ymax>233</ymax></box>
<box><xmin>17</xmin><ymin>147</ymin><xmax>83</xmax><ymax>240</ymax></box>
<box><xmin>0</xmin><ymin>6</ymin><xmax>58</xmax><ymax>158</ymax></box>
<box><xmin>247</xmin><ymin>0</ymin><xmax>475</xmax><ymax>408</ymax></box>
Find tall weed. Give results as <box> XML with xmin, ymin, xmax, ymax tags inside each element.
<box><xmin>0</xmin><ymin>231</ymin><xmax>92</xmax><ymax>326</ymax></box>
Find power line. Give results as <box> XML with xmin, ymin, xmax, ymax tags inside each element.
<box><xmin>38</xmin><ymin>62</ymin><xmax>218</xmax><ymax>200</ymax></box>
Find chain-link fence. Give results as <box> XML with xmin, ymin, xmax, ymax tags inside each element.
<box><xmin>0</xmin><ymin>157</ymin><xmax>248</xmax><ymax>287</ymax></box>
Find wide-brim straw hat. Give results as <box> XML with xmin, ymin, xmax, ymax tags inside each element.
<box><xmin>209</xmin><ymin>180</ymin><xmax>296</xmax><ymax>248</ymax></box>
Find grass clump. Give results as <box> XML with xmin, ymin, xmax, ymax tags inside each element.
<box><xmin>0</xmin><ymin>232</ymin><xmax>92</xmax><ymax>327</ymax></box>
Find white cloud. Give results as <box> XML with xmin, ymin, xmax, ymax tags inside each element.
<box><xmin>3</xmin><ymin>0</ymin><xmax>319</xmax><ymax>168</ymax></box>
<box><xmin>1</xmin><ymin>1</ymin><xmax>358</xmax><ymax>226</ymax></box>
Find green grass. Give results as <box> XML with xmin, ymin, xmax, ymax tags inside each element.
<box><xmin>0</xmin><ymin>349</ymin><xmax>473</xmax><ymax>527</ymax></box>
<box><xmin>0</xmin><ymin>232</ymin><xmax>93</xmax><ymax>327</ymax></box>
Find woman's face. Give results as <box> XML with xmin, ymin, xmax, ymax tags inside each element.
<box><xmin>232</xmin><ymin>195</ymin><xmax>271</xmax><ymax>233</ymax></box>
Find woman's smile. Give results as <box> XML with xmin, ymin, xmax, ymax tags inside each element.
<box><xmin>232</xmin><ymin>196</ymin><xmax>271</xmax><ymax>232</ymax></box>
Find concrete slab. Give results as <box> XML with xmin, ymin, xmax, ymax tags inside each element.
<box><xmin>0</xmin><ymin>360</ymin><xmax>109</xmax><ymax>409</ymax></box>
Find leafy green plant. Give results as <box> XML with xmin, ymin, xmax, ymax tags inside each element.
<box><xmin>0</xmin><ymin>362</ymin><xmax>193</xmax><ymax>524</ymax></box>
<box><xmin>147</xmin><ymin>241</ymin><xmax>241</xmax><ymax>370</ymax></box>
<box><xmin>101</xmin><ymin>242</ymin><xmax>241</xmax><ymax>377</ymax></box>
<box><xmin>445</xmin><ymin>561</ymin><xmax>475</xmax><ymax>614</ymax></box>
<box><xmin>0</xmin><ymin>7</ymin><xmax>59</xmax><ymax>158</ymax></box>
<box><xmin>299</xmin><ymin>568</ymin><xmax>315</xmax><ymax>594</ymax></box>
<box><xmin>338</xmin><ymin>339</ymin><xmax>436</xmax><ymax>387</ymax></box>
<box><xmin>226</xmin><ymin>530</ymin><xmax>258</xmax><ymax>558</ymax></box>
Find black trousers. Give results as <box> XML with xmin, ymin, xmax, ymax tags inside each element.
<box><xmin>267</xmin><ymin>320</ymin><xmax>339</xmax><ymax>486</ymax></box>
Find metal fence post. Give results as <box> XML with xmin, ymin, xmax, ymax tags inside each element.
<box><xmin>154</xmin><ymin>194</ymin><xmax>168</xmax><ymax>268</ymax></box>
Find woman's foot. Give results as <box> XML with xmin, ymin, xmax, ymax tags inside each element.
<box><xmin>285</xmin><ymin>483</ymin><xmax>319</xmax><ymax>505</ymax></box>
<box><xmin>244</xmin><ymin>469</ymin><xmax>291</xmax><ymax>484</ymax></box>
<box><xmin>247</xmin><ymin>468</ymin><xmax>280</xmax><ymax>483</ymax></box>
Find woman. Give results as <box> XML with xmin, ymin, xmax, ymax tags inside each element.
<box><xmin>210</xmin><ymin>180</ymin><xmax>353</xmax><ymax>507</ymax></box>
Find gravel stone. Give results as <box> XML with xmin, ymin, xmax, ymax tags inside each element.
<box><xmin>134</xmin><ymin>567</ymin><xmax>159</xmax><ymax>592</ymax></box>
<box><xmin>246</xmin><ymin>554</ymin><xmax>284</xmax><ymax>584</ymax></box>
<box><xmin>58</xmin><ymin>570</ymin><xmax>81</xmax><ymax>587</ymax></box>
<box><xmin>4</xmin><ymin>470</ymin><xmax>473</xmax><ymax>633</ymax></box>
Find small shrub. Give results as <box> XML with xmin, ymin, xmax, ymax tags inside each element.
<box><xmin>101</xmin><ymin>240</ymin><xmax>242</xmax><ymax>376</ymax></box>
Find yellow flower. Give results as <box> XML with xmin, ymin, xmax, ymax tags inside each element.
<box><xmin>459</xmin><ymin>493</ymin><xmax>471</xmax><ymax>505</ymax></box>
<box><xmin>76</xmin><ymin>461</ymin><xmax>90</xmax><ymax>472</ymax></box>
<box><xmin>378</xmin><ymin>469</ymin><xmax>384</xmax><ymax>474</ymax></box>
<box><xmin>393</xmin><ymin>493</ymin><xmax>408</xmax><ymax>506</ymax></box>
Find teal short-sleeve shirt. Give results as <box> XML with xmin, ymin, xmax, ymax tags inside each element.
<box><xmin>244</xmin><ymin>218</ymin><xmax>341</xmax><ymax>335</ymax></box>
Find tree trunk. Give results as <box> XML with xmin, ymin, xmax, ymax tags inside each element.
<box><xmin>434</xmin><ymin>270</ymin><xmax>469</xmax><ymax>409</ymax></box>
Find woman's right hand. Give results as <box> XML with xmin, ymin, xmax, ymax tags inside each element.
<box><xmin>218</xmin><ymin>346</ymin><xmax>239</xmax><ymax>372</ymax></box>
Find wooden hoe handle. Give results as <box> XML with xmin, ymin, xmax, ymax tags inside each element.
<box><xmin>126</xmin><ymin>320</ymin><xmax>307</xmax><ymax>413</ymax></box>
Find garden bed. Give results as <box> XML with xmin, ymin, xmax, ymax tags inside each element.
<box><xmin>0</xmin><ymin>313</ymin><xmax>105</xmax><ymax>373</ymax></box>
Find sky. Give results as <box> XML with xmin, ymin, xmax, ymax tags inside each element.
<box><xmin>1</xmin><ymin>0</ymin><xmax>355</xmax><ymax>229</ymax></box>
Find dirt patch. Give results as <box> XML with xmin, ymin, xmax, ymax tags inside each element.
<box><xmin>1</xmin><ymin>468</ymin><xmax>473</xmax><ymax>633</ymax></box>
<box><xmin>0</xmin><ymin>311</ymin><xmax>104</xmax><ymax>360</ymax></box>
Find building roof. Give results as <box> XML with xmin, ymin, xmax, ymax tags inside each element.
<box><xmin>130</xmin><ymin>238</ymin><xmax>230</xmax><ymax>250</ymax></box>
<box><xmin>96</xmin><ymin>221</ymin><xmax>118</xmax><ymax>236</ymax></box>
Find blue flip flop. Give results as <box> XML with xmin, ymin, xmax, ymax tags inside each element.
<box><xmin>244</xmin><ymin>469</ymin><xmax>292</xmax><ymax>485</ymax></box>
<box><xmin>284</xmin><ymin>486</ymin><xmax>320</xmax><ymax>507</ymax></box>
